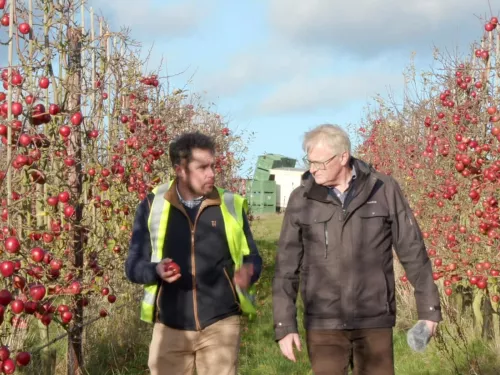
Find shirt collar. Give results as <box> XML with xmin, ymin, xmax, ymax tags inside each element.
<box><xmin>176</xmin><ymin>183</ymin><xmax>204</xmax><ymax>209</ymax></box>
<box><xmin>330</xmin><ymin>164</ymin><xmax>357</xmax><ymax>194</ymax></box>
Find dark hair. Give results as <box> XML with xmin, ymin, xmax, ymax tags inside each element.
<box><xmin>168</xmin><ymin>132</ymin><xmax>216</xmax><ymax>167</ymax></box>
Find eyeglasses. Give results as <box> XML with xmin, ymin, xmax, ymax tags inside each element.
<box><xmin>302</xmin><ymin>154</ymin><xmax>337</xmax><ymax>170</ymax></box>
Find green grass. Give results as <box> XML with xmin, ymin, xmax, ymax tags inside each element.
<box><xmin>19</xmin><ymin>213</ymin><xmax>500</xmax><ymax>374</ymax></box>
<box><xmin>236</xmin><ymin>213</ymin><xmax>311</xmax><ymax>375</ymax></box>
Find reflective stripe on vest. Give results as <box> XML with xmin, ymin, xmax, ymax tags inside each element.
<box><xmin>140</xmin><ymin>183</ymin><xmax>257</xmax><ymax>324</ymax></box>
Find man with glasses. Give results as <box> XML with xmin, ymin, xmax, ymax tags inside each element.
<box><xmin>272</xmin><ymin>124</ymin><xmax>441</xmax><ymax>374</ymax></box>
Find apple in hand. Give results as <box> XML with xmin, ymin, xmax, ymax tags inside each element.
<box><xmin>164</xmin><ymin>260</ymin><xmax>180</xmax><ymax>274</ymax></box>
<box><xmin>156</xmin><ymin>258</ymin><xmax>181</xmax><ymax>283</ymax></box>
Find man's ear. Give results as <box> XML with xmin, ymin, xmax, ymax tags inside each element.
<box><xmin>174</xmin><ymin>164</ymin><xmax>183</xmax><ymax>178</ymax></box>
<box><xmin>175</xmin><ymin>161</ymin><xmax>189</xmax><ymax>179</ymax></box>
<box><xmin>340</xmin><ymin>151</ymin><xmax>350</xmax><ymax>166</ymax></box>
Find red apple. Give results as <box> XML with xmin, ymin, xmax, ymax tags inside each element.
<box><xmin>29</xmin><ymin>284</ymin><xmax>46</xmax><ymax>301</ymax></box>
<box><xmin>477</xmin><ymin>279</ymin><xmax>487</xmax><ymax>289</ymax></box>
<box><xmin>15</xmin><ymin>352</ymin><xmax>31</xmax><ymax>367</ymax></box>
<box><xmin>42</xmin><ymin>232</ymin><xmax>54</xmax><ymax>243</ymax></box>
<box><xmin>164</xmin><ymin>260</ymin><xmax>180</xmax><ymax>274</ymax></box>
<box><xmin>2</xmin><ymin>358</ymin><xmax>15</xmax><ymax>374</ymax></box>
<box><xmin>57</xmin><ymin>304</ymin><xmax>69</xmax><ymax>314</ymax></box>
<box><xmin>69</xmin><ymin>281</ymin><xmax>81</xmax><ymax>295</ymax></box>
<box><xmin>63</xmin><ymin>205</ymin><xmax>75</xmax><ymax>218</ymax></box>
<box><xmin>39</xmin><ymin>77</ymin><xmax>50</xmax><ymax>89</ymax></box>
<box><xmin>59</xmin><ymin>125</ymin><xmax>71</xmax><ymax>138</ymax></box>
<box><xmin>30</xmin><ymin>247</ymin><xmax>45</xmax><ymax>262</ymax></box>
<box><xmin>11</xmin><ymin>102</ymin><xmax>22</xmax><ymax>116</ymax></box>
<box><xmin>0</xmin><ymin>261</ymin><xmax>14</xmax><ymax>277</ymax></box>
<box><xmin>61</xmin><ymin>311</ymin><xmax>73</xmax><ymax>324</ymax></box>
<box><xmin>0</xmin><ymin>345</ymin><xmax>10</xmax><ymax>361</ymax></box>
<box><xmin>0</xmin><ymin>290</ymin><xmax>11</xmax><ymax>306</ymax></box>
<box><xmin>50</xmin><ymin>259</ymin><xmax>63</xmax><ymax>271</ymax></box>
<box><xmin>18</xmin><ymin>133</ymin><xmax>32</xmax><ymax>147</ymax></box>
<box><xmin>70</xmin><ymin>112</ymin><xmax>83</xmax><ymax>126</ymax></box>
<box><xmin>18</xmin><ymin>23</ymin><xmax>30</xmax><ymax>35</ymax></box>
<box><xmin>49</xmin><ymin>103</ymin><xmax>60</xmax><ymax>115</ymax></box>
<box><xmin>10</xmin><ymin>299</ymin><xmax>24</xmax><ymax>314</ymax></box>
<box><xmin>47</xmin><ymin>196</ymin><xmax>59</xmax><ymax>206</ymax></box>
<box><xmin>24</xmin><ymin>301</ymin><xmax>37</xmax><ymax>314</ymax></box>
<box><xmin>1</xmin><ymin>14</ymin><xmax>10</xmax><ymax>27</ymax></box>
<box><xmin>40</xmin><ymin>313</ymin><xmax>52</xmax><ymax>326</ymax></box>
<box><xmin>58</xmin><ymin>191</ymin><xmax>70</xmax><ymax>203</ymax></box>
<box><xmin>4</xmin><ymin>237</ymin><xmax>20</xmax><ymax>253</ymax></box>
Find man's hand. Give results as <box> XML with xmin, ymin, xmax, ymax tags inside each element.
<box><xmin>234</xmin><ymin>263</ymin><xmax>254</xmax><ymax>290</ymax></box>
<box><xmin>424</xmin><ymin>320</ymin><xmax>438</xmax><ymax>336</ymax></box>
<box><xmin>156</xmin><ymin>258</ymin><xmax>181</xmax><ymax>283</ymax></box>
<box><xmin>278</xmin><ymin>333</ymin><xmax>302</xmax><ymax>362</ymax></box>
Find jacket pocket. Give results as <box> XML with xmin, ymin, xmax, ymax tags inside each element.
<box><xmin>356</xmin><ymin>205</ymin><xmax>388</xmax><ymax>224</ymax></box>
<box><xmin>353</xmin><ymin>269</ymin><xmax>388</xmax><ymax>319</ymax></box>
<box><xmin>355</xmin><ymin>205</ymin><xmax>390</xmax><ymax>250</ymax></box>
<box><xmin>301</xmin><ymin>267</ymin><xmax>342</xmax><ymax>318</ymax></box>
<box><xmin>301</xmin><ymin>211</ymin><xmax>334</xmax><ymax>263</ymax></box>
<box><xmin>223</xmin><ymin>267</ymin><xmax>239</xmax><ymax>306</ymax></box>
<box><xmin>155</xmin><ymin>282</ymin><xmax>163</xmax><ymax>322</ymax></box>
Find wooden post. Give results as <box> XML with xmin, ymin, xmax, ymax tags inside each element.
<box><xmin>65</xmin><ymin>25</ymin><xmax>84</xmax><ymax>375</ymax></box>
<box><xmin>6</xmin><ymin>0</ymin><xmax>16</xmax><ymax>228</ymax></box>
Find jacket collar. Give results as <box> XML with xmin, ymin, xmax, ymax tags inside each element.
<box><xmin>303</xmin><ymin>158</ymin><xmax>375</xmax><ymax>203</ymax></box>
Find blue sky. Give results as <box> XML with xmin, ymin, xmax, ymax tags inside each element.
<box><xmin>89</xmin><ymin>0</ymin><xmax>492</xmax><ymax>176</ymax></box>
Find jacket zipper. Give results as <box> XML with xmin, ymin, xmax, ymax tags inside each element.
<box><xmin>155</xmin><ymin>204</ymin><xmax>202</xmax><ymax>330</ymax></box>
<box><xmin>223</xmin><ymin>267</ymin><xmax>239</xmax><ymax>306</ymax></box>
<box><xmin>324</xmin><ymin>222</ymin><xmax>329</xmax><ymax>258</ymax></box>
<box><xmin>162</xmin><ymin>200</ymin><xmax>204</xmax><ymax>331</ymax></box>
<box><xmin>190</xmin><ymin>229</ymin><xmax>201</xmax><ymax>330</ymax></box>
<box><xmin>190</xmin><ymin>204</ymin><xmax>207</xmax><ymax>331</ymax></box>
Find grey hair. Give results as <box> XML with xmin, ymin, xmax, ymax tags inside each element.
<box><xmin>302</xmin><ymin>124</ymin><xmax>351</xmax><ymax>156</ymax></box>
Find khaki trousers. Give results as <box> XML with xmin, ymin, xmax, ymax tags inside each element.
<box><xmin>148</xmin><ymin>315</ymin><xmax>241</xmax><ymax>375</ymax></box>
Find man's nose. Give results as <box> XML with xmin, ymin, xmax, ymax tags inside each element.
<box><xmin>208</xmin><ymin>167</ymin><xmax>215</xmax><ymax>179</ymax></box>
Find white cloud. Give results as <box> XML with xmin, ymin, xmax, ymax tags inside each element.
<box><xmin>269</xmin><ymin>0</ymin><xmax>487</xmax><ymax>57</ymax></box>
<box><xmin>88</xmin><ymin>0</ymin><xmax>213</xmax><ymax>39</ymax></box>
<box><xmin>199</xmin><ymin>0</ymin><xmax>490</xmax><ymax>108</ymax></box>
<box><xmin>259</xmin><ymin>70</ymin><xmax>403</xmax><ymax>115</ymax></box>
<box><xmin>199</xmin><ymin>41</ymin><xmax>334</xmax><ymax>97</ymax></box>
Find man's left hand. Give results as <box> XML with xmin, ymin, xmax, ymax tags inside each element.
<box><xmin>234</xmin><ymin>263</ymin><xmax>254</xmax><ymax>290</ymax></box>
<box><xmin>424</xmin><ymin>320</ymin><xmax>438</xmax><ymax>336</ymax></box>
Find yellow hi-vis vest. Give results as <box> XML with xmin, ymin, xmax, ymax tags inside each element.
<box><xmin>140</xmin><ymin>182</ymin><xmax>257</xmax><ymax>324</ymax></box>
